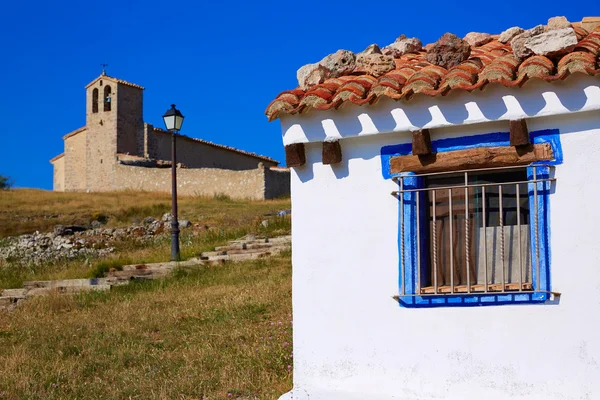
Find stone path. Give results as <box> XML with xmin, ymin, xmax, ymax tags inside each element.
<box><xmin>0</xmin><ymin>235</ymin><xmax>291</xmax><ymax>311</ymax></box>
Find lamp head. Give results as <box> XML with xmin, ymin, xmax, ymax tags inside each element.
<box><xmin>162</xmin><ymin>104</ymin><xmax>184</xmax><ymax>131</ymax></box>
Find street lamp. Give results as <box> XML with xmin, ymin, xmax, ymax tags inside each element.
<box><xmin>163</xmin><ymin>104</ymin><xmax>185</xmax><ymax>261</ymax></box>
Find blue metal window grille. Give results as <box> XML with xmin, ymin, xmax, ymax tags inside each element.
<box><xmin>392</xmin><ymin>165</ymin><xmax>555</xmax><ymax>308</ymax></box>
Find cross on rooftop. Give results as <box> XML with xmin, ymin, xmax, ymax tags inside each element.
<box><xmin>101</xmin><ymin>63</ymin><xmax>108</xmax><ymax>76</ymax></box>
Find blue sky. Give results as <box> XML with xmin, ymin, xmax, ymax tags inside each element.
<box><xmin>0</xmin><ymin>1</ymin><xmax>596</xmax><ymax>189</ymax></box>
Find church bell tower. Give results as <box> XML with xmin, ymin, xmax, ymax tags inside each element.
<box><xmin>84</xmin><ymin>69</ymin><xmax>145</xmax><ymax>191</ymax></box>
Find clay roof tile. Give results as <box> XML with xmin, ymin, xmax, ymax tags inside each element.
<box><xmin>266</xmin><ymin>17</ymin><xmax>600</xmax><ymax>121</ymax></box>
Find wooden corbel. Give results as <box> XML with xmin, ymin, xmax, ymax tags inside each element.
<box><xmin>509</xmin><ymin>119</ymin><xmax>530</xmax><ymax>147</ymax></box>
<box><xmin>322</xmin><ymin>139</ymin><xmax>342</xmax><ymax>165</ymax></box>
<box><xmin>412</xmin><ymin>129</ymin><xmax>432</xmax><ymax>156</ymax></box>
<box><xmin>285</xmin><ymin>143</ymin><xmax>306</xmax><ymax>168</ymax></box>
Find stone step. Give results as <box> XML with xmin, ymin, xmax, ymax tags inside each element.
<box><xmin>201</xmin><ymin>247</ymin><xmax>282</xmax><ymax>258</ymax></box>
<box><xmin>266</xmin><ymin>236</ymin><xmax>292</xmax><ymax>243</ymax></box>
<box><xmin>56</xmin><ymin>284</ymin><xmax>111</xmax><ymax>294</ymax></box>
<box><xmin>235</xmin><ymin>245</ymin><xmax>288</xmax><ymax>254</ymax></box>
<box><xmin>214</xmin><ymin>243</ymin><xmax>274</xmax><ymax>252</ymax></box>
<box><xmin>200</xmin><ymin>250</ymin><xmax>228</xmax><ymax>257</ymax></box>
<box><xmin>227</xmin><ymin>238</ymin><xmax>291</xmax><ymax>247</ymax></box>
<box><xmin>23</xmin><ymin>278</ymin><xmax>110</xmax><ymax>290</ymax></box>
<box><xmin>201</xmin><ymin>254</ymin><xmax>230</xmax><ymax>262</ymax></box>
<box><xmin>25</xmin><ymin>284</ymin><xmax>111</xmax><ymax>297</ymax></box>
<box><xmin>201</xmin><ymin>246</ymin><xmax>289</xmax><ymax>262</ymax></box>
<box><xmin>108</xmin><ymin>269</ymin><xmax>156</xmax><ymax>278</ymax></box>
<box><xmin>120</xmin><ymin>259</ymin><xmax>202</xmax><ymax>272</ymax></box>
<box><xmin>0</xmin><ymin>296</ymin><xmax>18</xmax><ymax>307</ymax></box>
<box><xmin>1</xmin><ymin>234</ymin><xmax>289</xmax><ymax>311</ymax></box>
<box><xmin>1</xmin><ymin>288</ymin><xmax>27</xmax><ymax>298</ymax></box>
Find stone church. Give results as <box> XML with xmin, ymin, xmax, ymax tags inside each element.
<box><xmin>50</xmin><ymin>73</ymin><xmax>289</xmax><ymax>199</ymax></box>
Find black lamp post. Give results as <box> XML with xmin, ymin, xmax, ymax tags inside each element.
<box><xmin>162</xmin><ymin>104</ymin><xmax>185</xmax><ymax>261</ymax></box>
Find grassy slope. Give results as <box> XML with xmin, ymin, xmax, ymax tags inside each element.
<box><xmin>0</xmin><ymin>189</ymin><xmax>293</xmax><ymax>398</ymax></box>
<box><xmin>0</xmin><ymin>255</ymin><xmax>292</xmax><ymax>399</ymax></box>
<box><xmin>0</xmin><ymin>189</ymin><xmax>290</xmax><ymax>238</ymax></box>
<box><xmin>0</xmin><ymin>189</ymin><xmax>291</xmax><ymax>289</ymax></box>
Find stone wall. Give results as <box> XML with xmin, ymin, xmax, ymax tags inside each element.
<box><xmin>264</xmin><ymin>167</ymin><xmax>291</xmax><ymax>199</ymax></box>
<box><xmin>149</xmin><ymin>129</ymin><xmax>278</xmax><ymax>170</ymax></box>
<box><xmin>114</xmin><ymin>163</ymin><xmax>270</xmax><ymax>200</ymax></box>
<box><xmin>64</xmin><ymin>131</ymin><xmax>87</xmax><ymax>191</ymax></box>
<box><xmin>52</xmin><ymin>156</ymin><xmax>65</xmax><ymax>191</ymax></box>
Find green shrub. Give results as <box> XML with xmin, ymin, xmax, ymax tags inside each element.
<box><xmin>213</xmin><ymin>192</ymin><xmax>232</xmax><ymax>202</ymax></box>
<box><xmin>0</xmin><ymin>175</ymin><xmax>13</xmax><ymax>190</ymax></box>
<box><xmin>90</xmin><ymin>211</ymin><xmax>108</xmax><ymax>224</ymax></box>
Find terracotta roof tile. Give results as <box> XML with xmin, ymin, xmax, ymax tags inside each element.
<box><xmin>266</xmin><ymin>21</ymin><xmax>600</xmax><ymax>122</ymax></box>
<box><xmin>152</xmin><ymin>128</ymin><xmax>279</xmax><ymax>165</ymax></box>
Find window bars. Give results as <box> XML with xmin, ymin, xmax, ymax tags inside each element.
<box><xmin>392</xmin><ymin>165</ymin><xmax>555</xmax><ymax>297</ymax></box>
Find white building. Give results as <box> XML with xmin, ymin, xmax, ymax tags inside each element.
<box><xmin>266</xmin><ymin>17</ymin><xmax>600</xmax><ymax>399</ymax></box>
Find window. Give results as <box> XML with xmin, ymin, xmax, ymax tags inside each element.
<box><xmin>394</xmin><ymin>165</ymin><xmax>553</xmax><ymax>307</ymax></box>
<box><xmin>92</xmin><ymin>88</ymin><xmax>99</xmax><ymax>113</ymax></box>
<box><xmin>104</xmin><ymin>85</ymin><xmax>112</xmax><ymax>111</ymax></box>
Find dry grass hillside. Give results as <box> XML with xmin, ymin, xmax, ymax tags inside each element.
<box><xmin>0</xmin><ymin>189</ymin><xmax>290</xmax><ymax>238</ymax></box>
<box><xmin>0</xmin><ymin>189</ymin><xmax>293</xmax><ymax>399</ymax></box>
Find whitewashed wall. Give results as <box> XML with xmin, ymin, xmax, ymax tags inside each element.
<box><xmin>280</xmin><ymin>75</ymin><xmax>600</xmax><ymax>399</ymax></box>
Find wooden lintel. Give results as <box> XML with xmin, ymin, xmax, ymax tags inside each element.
<box><xmin>285</xmin><ymin>143</ymin><xmax>306</xmax><ymax>168</ymax></box>
<box><xmin>390</xmin><ymin>143</ymin><xmax>554</xmax><ymax>174</ymax></box>
<box><xmin>322</xmin><ymin>140</ymin><xmax>342</xmax><ymax>165</ymax></box>
<box><xmin>510</xmin><ymin>119</ymin><xmax>530</xmax><ymax>147</ymax></box>
<box><xmin>412</xmin><ymin>129</ymin><xmax>432</xmax><ymax>156</ymax></box>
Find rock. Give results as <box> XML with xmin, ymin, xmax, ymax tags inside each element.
<box><xmin>297</xmin><ymin>49</ymin><xmax>357</xmax><ymax>89</ymax></box>
<box><xmin>53</xmin><ymin>225</ymin><xmax>88</xmax><ymax>237</ymax></box>
<box><xmin>425</xmin><ymin>33</ymin><xmax>471</xmax><ymax>69</ymax></box>
<box><xmin>382</xmin><ymin>35</ymin><xmax>422</xmax><ymax>58</ymax></box>
<box><xmin>113</xmin><ymin>229</ymin><xmax>126</xmax><ymax>237</ymax></box>
<box><xmin>297</xmin><ymin>63</ymin><xmax>330</xmax><ymax>90</ymax></box>
<box><xmin>354</xmin><ymin>52</ymin><xmax>395</xmax><ymax>77</ymax></box>
<box><xmin>463</xmin><ymin>32</ymin><xmax>492</xmax><ymax>47</ymax></box>
<box><xmin>179</xmin><ymin>220</ymin><xmax>192</xmax><ymax>228</ymax></box>
<box><xmin>161</xmin><ymin>213</ymin><xmax>173</xmax><ymax>223</ymax></box>
<box><xmin>318</xmin><ymin>49</ymin><xmax>356</xmax><ymax>78</ymax></box>
<box><xmin>91</xmin><ymin>221</ymin><xmax>102</xmax><ymax>229</ymax></box>
<box><xmin>143</xmin><ymin>217</ymin><xmax>157</xmax><ymax>225</ymax></box>
<box><xmin>499</xmin><ymin>26</ymin><xmax>525</xmax><ymax>43</ymax></box>
<box><xmin>359</xmin><ymin>44</ymin><xmax>382</xmax><ymax>55</ymax></box>
<box><xmin>524</xmin><ymin>27</ymin><xmax>578</xmax><ymax>58</ymax></box>
<box><xmin>547</xmin><ymin>16</ymin><xmax>571</xmax><ymax>30</ymax></box>
<box><xmin>510</xmin><ymin>25</ymin><xmax>545</xmax><ymax>59</ymax></box>
<box><xmin>149</xmin><ymin>222</ymin><xmax>164</xmax><ymax>235</ymax></box>
<box><xmin>261</xmin><ymin>220</ymin><xmax>269</xmax><ymax>228</ymax></box>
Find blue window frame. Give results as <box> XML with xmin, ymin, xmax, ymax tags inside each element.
<box><xmin>380</xmin><ymin>130</ymin><xmax>562</xmax><ymax>308</ymax></box>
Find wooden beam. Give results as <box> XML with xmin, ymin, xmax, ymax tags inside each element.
<box><xmin>322</xmin><ymin>140</ymin><xmax>342</xmax><ymax>165</ymax></box>
<box><xmin>390</xmin><ymin>143</ymin><xmax>553</xmax><ymax>174</ymax></box>
<box><xmin>412</xmin><ymin>129</ymin><xmax>432</xmax><ymax>156</ymax></box>
<box><xmin>285</xmin><ymin>143</ymin><xmax>306</xmax><ymax>167</ymax></box>
<box><xmin>510</xmin><ymin>119</ymin><xmax>530</xmax><ymax>147</ymax></box>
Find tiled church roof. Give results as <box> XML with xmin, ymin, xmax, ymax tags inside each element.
<box><xmin>266</xmin><ymin>17</ymin><xmax>600</xmax><ymax>122</ymax></box>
